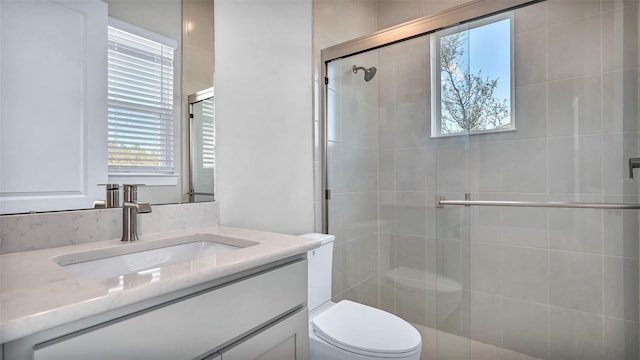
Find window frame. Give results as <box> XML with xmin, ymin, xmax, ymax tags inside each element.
<box><xmin>107</xmin><ymin>17</ymin><xmax>179</xmax><ymax>186</ymax></box>
<box><xmin>430</xmin><ymin>11</ymin><xmax>516</xmax><ymax>138</ymax></box>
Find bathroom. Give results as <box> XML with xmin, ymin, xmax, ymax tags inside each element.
<box><xmin>1</xmin><ymin>0</ymin><xmax>639</xmax><ymax>359</ymax></box>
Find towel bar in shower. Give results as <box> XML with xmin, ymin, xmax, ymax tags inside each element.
<box><xmin>436</xmin><ymin>196</ymin><xmax>640</xmax><ymax>210</ymax></box>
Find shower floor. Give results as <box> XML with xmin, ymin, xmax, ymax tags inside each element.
<box><xmin>413</xmin><ymin>324</ymin><xmax>542</xmax><ymax>360</ymax></box>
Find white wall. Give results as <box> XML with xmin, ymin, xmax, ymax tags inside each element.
<box><xmin>214</xmin><ymin>0</ymin><xmax>314</xmax><ymax>235</ymax></box>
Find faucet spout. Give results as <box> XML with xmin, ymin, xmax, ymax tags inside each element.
<box><xmin>121</xmin><ymin>185</ymin><xmax>151</xmax><ymax>242</ymax></box>
<box><xmin>124</xmin><ymin>201</ymin><xmax>152</xmax><ymax>214</ymax></box>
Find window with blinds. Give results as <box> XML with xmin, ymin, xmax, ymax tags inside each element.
<box><xmin>107</xmin><ymin>25</ymin><xmax>175</xmax><ymax>174</ymax></box>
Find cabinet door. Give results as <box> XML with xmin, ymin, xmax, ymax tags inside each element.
<box><xmin>0</xmin><ymin>0</ymin><xmax>108</xmax><ymax>214</ymax></box>
<box><xmin>220</xmin><ymin>309</ymin><xmax>309</xmax><ymax>360</ymax></box>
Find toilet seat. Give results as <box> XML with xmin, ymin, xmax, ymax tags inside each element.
<box><xmin>311</xmin><ymin>300</ymin><xmax>421</xmax><ymax>358</ymax></box>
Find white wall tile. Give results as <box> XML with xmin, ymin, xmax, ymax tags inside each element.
<box><xmin>547</xmin><ymin>14</ymin><xmax>601</xmax><ymax>80</ymax></box>
<box><xmin>502</xmin><ymin>194</ymin><xmax>548</xmax><ymax>248</ymax></box>
<box><xmin>604</xmin><ymin>256</ymin><xmax>639</xmax><ymax>321</ymax></box>
<box><xmin>396</xmin><ymin>147</ymin><xmax>431</xmax><ymax>191</ymax></box>
<box><xmin>394</xmin><ymin>234</ymin><xmax>428</xmax><ymax>279</ymax></box>
<box><xmin>548</xmin><ymin>75</ymin><xmax>602</xmax><ymax>136</ymax></box>
<box><xmin>548</xmin><ymin>307</ymin><xmax>604</xmax><ymax>360</ymax></box>
<box><xmin>469</xmin><ymin>141</ymin><xmax>502</xmax><ymax>192</ymax></box>
<box><xmin>515</xmin><ymin>28</ymin><xmax>547</xmax><ymax>86</ymax></box>
<box><xmin>604</xmin><ymin>317</ymin><xmax>640</xmax><ymax>360</ymax></box>
<box><xmin>548</xmin><ymin>207</ymin><xmax>603</xmax><ymax>253</ymax></box>
<box><xmin>512</xmin><ymin>83</ymin><xmax>548</xmax><ymax>140</ymax></box>
<box><xmin>393</xmin><ymin>37</ymin><xmax>429</xmax><ymax>105</ymax></box>
<box><xmin>327</xmin><ymin>88</ymin><xmax>341</xmax><ymax>142</ymax></box>
<box><xmin>469</xmin><ymin>201</ymin><xmax>502</xmax><ymax>244</ymax></box>
<box><xmin>514</xmin><ymin>1</ymin><xmax>547</xmax><ymax>32</ymax></box>
<box><xmin>436</xmin><ymin>143</ymin><xmax>469</xmax><ymax>192</ymax></box>
<box><xmin>502</xmin><ymin>246</ymin><xmax>548</xmax><ymax>303</ymax></box>
<box><xmin>436</xmin><ymin>200</ymin><xmax>467</xmax><ymax>241</ymax></box>
<box><xmin>602</xmin><ymin>4</ymin><xmax>639</xmax><ymax>72</ymax></box>
<box><xmin>470</xmin><ymin>242</ymin><xmax>502</xmax><ymax>294</ymax></box>
<box><xmin>395</xmin><ymin>191</ymin><xmax>427</xmax><ymax>236</ymax></box>
<box><xmin>394</xmin><ymin>102</ymin><xmax>429</xmax><ymax>147</ymax></box>
<box><xmin>501</xmin><ymin>139</ymin><xmax>547</xmax><ymax>193</ymax></box>
<box><xmin>502</xmin><ymin>298</ymin><xmax>549</xmax><ymax>359</ymax></box>
<box><xmin>602</xmin><ymin>0</ymin><xmax>640</xmax><ymax>11</ymax></box>
<box><xmin>549</xmin><ymin>251</ymin><xmax>603</xmax><ymax>314</ymax></box>
<box><xmin>547</xmin><ymin>135</ymin><xmax>603</xmax><ymax>194</ymax></box>
<box><xmin>602</xmin><ymin>70</ymin><xmax>639</xmax><ymax>134</ymax></box>
<box><xmin>603</xmin><ymin>132</ymin><xmax>639</xmax><ymax>195</ymax></box>
<box><xmin>379</xmin><ymin>149</ymin><xmax>395</xmax><ymax>191</ymax></box>
<box><xmin>379</xmin><ymin>191</ymin><xmax>395</xmax><ymax>234</ymax></box>
<box><xmin>379</xmin><ymin>105</ymin><xmax>397</xmax><ymax>149</ymax></box>
<box><xmin>470</xmin><ymin>291</ymin><xmax>503</xmax><ymax>347</ymax></box>
<box><xmin>603</xmin><ymin>196</ymin><xmax>639</xmax><ymax>258</ymax></box>
<box><xmin>379</xmin><ymin>232</ymin><xmax>395</xmax><ymax>273</ymax></box>
<box><xmin>437</xmin><ymin>239</ymin><xmax>468</xmax><ymax>286</ymax></box>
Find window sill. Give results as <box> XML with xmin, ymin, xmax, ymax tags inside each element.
<box><xmin>108</xmin><ymin>173</ymin><xmax>180</xmax><ymax>186</ymax></box>
<box><xmin>430</xmin><ymin>127</ymin><xmax>516</xmax><ymax>139</ymax></box>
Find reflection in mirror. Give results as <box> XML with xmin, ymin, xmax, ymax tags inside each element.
<box><xmin>0</xmin><ymin>0</ymin><xmax>214</xmax><ymax>214</ymax></box>
<box><xmin>188</xmin><ymin>88</ymin><xmax>215</xmax><ymax>202</ymax></box>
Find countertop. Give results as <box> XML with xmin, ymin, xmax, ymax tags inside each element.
<box><xmin>0</xmin><ymin>225</ymin><xmax>320</xmax><ymax>343</ymax></box>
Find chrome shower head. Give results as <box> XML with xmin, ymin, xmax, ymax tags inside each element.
<box><xmin>352</xmin><ymin>65</ymin><xmax>377</xmax><ymax>82</ymax></box>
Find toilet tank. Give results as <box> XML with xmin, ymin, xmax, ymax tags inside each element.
<box><xmin>301</xmin><ymin>233</ymin><xmax>335</xmax><ymax>311</ymax></box>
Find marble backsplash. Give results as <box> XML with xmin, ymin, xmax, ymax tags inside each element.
<box><xmin>0</xmin><ymin>202</ymin><xmax>219</xmax><ymax>254</ymax></box>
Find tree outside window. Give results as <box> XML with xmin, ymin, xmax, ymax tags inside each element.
<box><xmin>432</xmin><ymin>14</ymin><xmax>513</xmax><ymax>136</ymax></box>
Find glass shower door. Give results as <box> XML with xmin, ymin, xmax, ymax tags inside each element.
<box><xmin>324</xmin><ymin>1</ymin><xmax>640</xmax><ymax>359</ymax></box>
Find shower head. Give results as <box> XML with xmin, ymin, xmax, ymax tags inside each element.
<box><xmin>352</xmin><ymin>65</ymin><xmax>377</xmax><ymax>82</ymax></box>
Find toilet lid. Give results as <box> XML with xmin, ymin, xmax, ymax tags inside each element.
<box><xmin>311</xmin><ymin>300</ymin><xmax>421</xmax><ymax>358</ymax></box>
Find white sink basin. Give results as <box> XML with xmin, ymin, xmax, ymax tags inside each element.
<box><xmin>53</xmin><ymin>235</ymin><xmax>246</xmax><ymax>280</ymax></box>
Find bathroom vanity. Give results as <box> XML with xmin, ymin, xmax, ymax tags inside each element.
<box><xmin>0</xmin><ymin>226</ymin><xmax>318</xmax><ymax>359</ymax></box>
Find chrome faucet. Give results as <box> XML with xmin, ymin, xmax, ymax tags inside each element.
<box><xmin>121</xmin><ymin>184</ymin><xmax>152</xmax><ymax>242</ymax></box>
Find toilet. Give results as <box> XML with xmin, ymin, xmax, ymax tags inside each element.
<box><xmin>302</xmin><ymin>233</ymin><xmax>422</xmax><ymax>360</ymax></box>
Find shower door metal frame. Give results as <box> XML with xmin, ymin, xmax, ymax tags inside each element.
<box><xmin>319</xmin><ymin>0</ymin><xmax>545</xmax><ymax>233</ymax></box>
<box><xmin>187</xmin><ymin>87</ymin><xmax>215</xmax><ymax>202</ymax></box>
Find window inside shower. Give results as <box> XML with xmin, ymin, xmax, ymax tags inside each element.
<box><xmin>431</xmin><ymin>13</ymin><xmax>514</xmax><ymax>137</ymax></box>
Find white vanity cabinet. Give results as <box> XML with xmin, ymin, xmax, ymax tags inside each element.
<box><xmin>219</xmin><ymin>308</ymin><xmax>308</xmax><ymax>360</ymax></box>
<box><xmin>4</xmin><ymin>258</ymin><xmax>309</xmax><ymax>360</ymax></box>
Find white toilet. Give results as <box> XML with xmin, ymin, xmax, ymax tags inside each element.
<box><xmin>302</xmin><ymin>233</ymin><xmax>422</xmax><ymax>360</ymax></box>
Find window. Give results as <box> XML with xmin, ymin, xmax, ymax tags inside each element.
<box><xmin>431</xmin><ymin>13</ymin><xmax>514</xmax><ymax>137</ymax></box>
<box><xmin>107</xmin><ymin>19</ymin><xmax>177</xmax><ymax>179</ymax></box>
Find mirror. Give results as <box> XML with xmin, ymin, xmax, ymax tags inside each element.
<box><xmin>0</xmin><ymin>0</ymin><xmax>214</xmax><ymax>214</ymax></box>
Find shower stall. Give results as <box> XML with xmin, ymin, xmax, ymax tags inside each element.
<box><xmin>321</xmin><ymin>0</ymin><xmax>639</xmax><ymax>359</ymax></box>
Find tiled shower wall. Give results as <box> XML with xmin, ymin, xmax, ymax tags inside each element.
<box><xmin>315</xmin><ymin>0</ymin><xmax>640</xmax><ymax>359</ymax></box>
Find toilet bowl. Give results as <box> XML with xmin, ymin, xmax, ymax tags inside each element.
<box><xmin>302</xmin><ymin>233</ymin><xmax>422</xmax><ymax>360</ymax></box>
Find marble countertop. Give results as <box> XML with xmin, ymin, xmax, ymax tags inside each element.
<box><xmin>0</xmin><ymin>226</ymin><xmax>320</xmax><ymax>343</ymax></box>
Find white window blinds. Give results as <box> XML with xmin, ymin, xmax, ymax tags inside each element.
<box><xmin>107</xmin><ymin>25</ymin><xmax>175</xmax><ymax>174</ymax></box>
<box><xmin>201</xmin><ymin>99</ymin><xmax>215</xmax><ymax>169</ymax></box>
